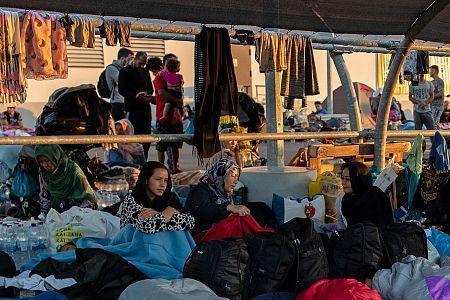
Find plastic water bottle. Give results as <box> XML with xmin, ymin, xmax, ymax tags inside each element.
<box><xmin>15</xmin><ymin>224</ymin><xmax>29</xmax><ymax>268</ymax></box>
<box><xmin>37</xmin><ymin>221</ymin><xmax>50</xmax><ymax>252</ymax></box>
<box><xmin>3</xmin><ymin>225</ymin><xmax>17</xmax><ymax>260</ymax></box>
<box><xmin>29</xmin><ymin>223</ymin><xmax>40</xmax><ymax>259</ymax></box>
<box><xmin>0</xmin><ymin>223</ymin><xmax>6</xmax><ymax>252</ymax></box>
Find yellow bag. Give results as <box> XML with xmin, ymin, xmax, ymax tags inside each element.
<box><xmin>318</xmin><ymin>172</ymin><xmax>343</xmax><ymax>198</ymax></box>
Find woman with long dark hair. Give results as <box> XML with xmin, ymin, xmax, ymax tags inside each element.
<box><xmin>119</xmin><ymin>161</ymin><xmax>195</xmax><ymax>233</ymax></box>
<box><xmin>338</xmin><ymin>161</ymin><xmax>393</xmax><ymax>227</ymax></box>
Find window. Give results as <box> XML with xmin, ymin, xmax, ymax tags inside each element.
<box><xmin>129</xmin><ymin>37</ymin><xmax>165</xmax><ymax>58</ymax></box>
<box><xmin>67</xmin><ymin>37</ymin><xmax>104</xmax><ymax>68</ymax></box>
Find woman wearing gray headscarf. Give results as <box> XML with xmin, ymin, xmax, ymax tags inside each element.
<box><xmin>184</xmin><ymin>158</ymin><xmax>250</xmax><ymax>234</ymax></box>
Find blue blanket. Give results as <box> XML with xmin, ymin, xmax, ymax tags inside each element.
<box><xmin>23</xmin><ymin>225</ymin><xmax>196</xmax><ymax>280</ymax></box>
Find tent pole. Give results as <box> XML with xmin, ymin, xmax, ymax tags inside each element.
<box><xmin>330</xmin><ymin>51</ymin><xmax>363</xmax><ymax>137</ymax></box>
<box><xmin>326</xmin><ymin>51</ymin><xmax>334</xmax><ymax>114</ymax></box>
<box><xmin>265</xmin><ymin>71</ymin><xmax>285</xmax><ymax>170</ymax></box>
<box><xmin>374</xmin><ymin>0</ymin><xmax>450</xmax><ymax>169</ymax></box>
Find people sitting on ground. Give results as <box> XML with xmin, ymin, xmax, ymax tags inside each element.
<box><xmin>206</xmin><ymin>128</ymin><xmax>242</xmax><ymax>169</ymax></box>
<box><xmin>108</xmin><ymin>119</ymin><xmax>146</xmax><ymax>168</ymax></box>
<box><xmin>337</xmin><ymin>161</ymin><xmax>393</xmax><ymax>229</ymax></box>
<box><xmin>184</xmin><ymin>158</ymin><xmax>251</xmax><ymax>234</ymax></box>
<box><xmin>35</xmin><ymin>145</ymin><xmax>97</xmax><ymax>217</ymax></box>
<box><xmin>1</xmin><ymin>106</ymin><xmax>23</xmax><ymax>129</ymax></box>
<box><xmin>158</xmin><ymin>58</ymin><xmax>184</xmax><ymax>123</ymax></box>
<box><xmin>308</xmin><ymin>101</ymin><xmax>328</xmax><ymax>119</ymax></box>
<box><xmin>119</xmin><ymin>161</ymin><xmax>195</xmax><ymax>234</ymax></box>
<box><xmin>182</xmin><ymin>104</ymin><xmax>194</xmax><ymax>131</ymax></box>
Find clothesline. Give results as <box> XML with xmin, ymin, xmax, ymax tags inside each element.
<box><xmin>4</xmin><ymin>7</ymin><xmax>450</xmax><ymax>54</ymax></box>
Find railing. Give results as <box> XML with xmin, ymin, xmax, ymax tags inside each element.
<box><xmin>0</xmin><ymin>130</ymin><xmax>444</xmax><ymax>146</ymax></box>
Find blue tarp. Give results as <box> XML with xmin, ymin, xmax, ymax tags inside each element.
<box><xmin>23</xmin><ymin>225</ymin><xmax>196</xmax><ymax>279</ymax></box>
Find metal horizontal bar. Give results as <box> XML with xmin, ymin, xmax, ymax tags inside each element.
<box><xmin>0</xmin><ymin>130</ymin><xmax>443</xmax><ymax>146</ymax></box>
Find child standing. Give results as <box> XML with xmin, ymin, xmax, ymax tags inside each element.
<box><xmin>159</xmin><ymin>58</ymin><xmax>183</xmax><ymax>123</ymax></box>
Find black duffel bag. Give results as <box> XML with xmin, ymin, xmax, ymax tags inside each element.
<box><xmin>379</xmin><ymin>222</ymin><xmax>428</xmax><ymax>268</ymax></box>
<box><xmin>328</xmin><ymin>221</ymin><xmax>383</xmax><ymax>280</ymax></box>
<box><xmin>183</xmin><ymin>239</ymin><xmax>249</xmax><ymax>299</ymax></box>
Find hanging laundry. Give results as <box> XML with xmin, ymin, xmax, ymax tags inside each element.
<box><xmin>21</xmin><ymin>11</ymin><xmax>68</xmax><ymax>80</ymax></box>
<box><xmin>66</xmin><ymin>16</ymin><xmax>95</xmax><ymax>48</ymax></box>
<box><xmin>194</xmin><ymin>27</ymin><xmax>238</xmax><ymax>159</ymax></box>
<box><xmin>255</xmin><ymin>32</ymin><xmax>288</xmax><ymax>73</ymax></box>
<box><xmin>99</xmin><ymin>18</ymin><xmax>131</xmax><ymax>47</ymax></box>
<box><xmin>403</xmin><ymin>50</ymin><xmax>429</xmax><ymax>82</ymax></box>
<box><xmin>0</xmin><ymin>11</ymin><xmax>27</xmax><ymax>105</ymax></box>
<box><xmin>256</xmin><ymin>32</ymin><xmax>319</xmax><ymax>100</ymax></box>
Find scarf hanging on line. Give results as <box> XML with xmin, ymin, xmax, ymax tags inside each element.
<box><xmin>193</xmin><ymin>27</ymin><xmax>239</xmax><ymax>159</ymax></box>
<box><xmin>255</xmin><ymin>32</ymin><xmax>319</xmax><ymax>100</ymax></box>
<box><xmin>0</xmin><ymin>11</ymin><xmax>27</xmax><ymax>105</ymax></box>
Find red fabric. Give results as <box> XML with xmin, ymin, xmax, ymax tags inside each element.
<box><xmin>196</xmin><ymin>214</ymin><xmax>274</xmax><ymax>244</ymax></box>
<box><xmin>296</xmin><ymin>279</ymin><xmax>383</xmax><ymax>300</ymax></box>
<box><xmin>153</xmin><ymin>74</ymin><xmax>182</xmax><ymax>123</ymax></box>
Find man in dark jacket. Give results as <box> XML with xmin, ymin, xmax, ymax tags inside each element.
<box><xmin>118</xmin><ymin>51</ymin><xmax>154</xmax><ymax>159</ymax></box>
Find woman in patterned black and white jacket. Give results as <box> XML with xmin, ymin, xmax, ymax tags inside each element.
<box><xmin>119</xmin><ymin>161</ymin><xmax>195</xmax><ymax>233</ymax></box>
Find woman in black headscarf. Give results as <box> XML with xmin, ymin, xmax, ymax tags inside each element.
<box><xmin>339</xmin><ymin>162</ymin><xmax>393</xmax><ymax>227</ymax></box>
<box><xmin>119</xmin><ymin>161</ymin><xmax>195</xmax><ymax>233</ymax></box>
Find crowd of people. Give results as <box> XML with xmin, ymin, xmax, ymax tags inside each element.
<box><xmin>100</xmin><ymin>48</ymin><xmax>186</xmax><ymax>173</ymax></box>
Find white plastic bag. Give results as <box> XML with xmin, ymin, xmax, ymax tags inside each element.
<box><xmin>45</xmin><ymin>207</ymin><xmax>120</xmax><ymax>251</ymax></box>
<box><xmin>272</xmin><ymin>194</ymin><xmax>326</xmax><ymax>225</ymax></box>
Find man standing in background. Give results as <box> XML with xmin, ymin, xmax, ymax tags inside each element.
<box><xmin>409</xmin><ymin>73</ymin><xmax>435</xmax><ymax>132</ymax></box>
<box><xmin>106</xmin><ymin>48</ymin><xmax>134</xmax><ymax>121</ymax></box>
<box><xmin>119</xmin><ymin>51</ymin><xmax>153</xmax><ymax>159</ymax></box>
<box><xmin>430</xmin><ymin>65</ymin><xmax>445</xmax><ymax>129</ymax></box>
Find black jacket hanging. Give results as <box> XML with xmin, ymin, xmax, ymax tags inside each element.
<box><xmin>194</xmin><ymin>27</ymin><xmax>238</xmax><ymax>159</ymax></box>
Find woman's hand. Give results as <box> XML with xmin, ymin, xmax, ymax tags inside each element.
<box><xmin>139</xmin><ymin>208</ymin><xmax>158</xmax><ymax>219</ymax></box>
<box><xmin>162</xmin><ymin>206</ymin><xmax>179</xmax><ymax>222</ymax></box>
<box><xmin>227</xmin><ymin>204</ymin><xmax>251</xmax><ymax>217</ymax></box>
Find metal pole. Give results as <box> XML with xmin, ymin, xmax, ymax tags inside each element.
<box><xmin>374</xmin><ymin>0</ymin><xmax>450</xmax><ymax>169</ymax></box>
<box><xmin>265</xmin><ymin>71</ymin><xmax>285</xmax><ymax>170</ymax></box>
<box><xmin>330</xmin><ymin>52</ymin><xmax>363</xmax><ymax>133</ymax></box>
<box><xmin>0</xmin><ymin>130</ymin><xmax>449</xmax><ymax>145</ymax></box>
<box><xmin>327</xmin><ymin>51</ymin><xmax>334</xmax><ymax>114</ymax></box>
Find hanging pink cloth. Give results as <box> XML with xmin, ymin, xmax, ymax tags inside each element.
<box><xmin>21</xmin><ymin>11</ymin><xmax>68</xmax><ymax>80</ymax></box>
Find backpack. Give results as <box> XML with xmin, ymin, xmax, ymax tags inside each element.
<box><xmin>97</xmin><ymin>64</ymin><xmax>119</xmax><ymax>98</ymax></box>
<box><xmin>379</xmin><ymin>222</ymin><xmax>428</xmax><ymax>268</ymax></box>
<box><xmin>244</xmin><ymin>232</ymin><xmax>296</xmax><ymax>299</ymax></box>
<box><xmin>183</xmin><ymin>239</ymin><xmax>249</xmax><ymax>299</ymax></box>
<box><xmin>328</xmin><ymin>222</ymin><xmax>383</xmax><ymax>280</ymax></box>
<box><xmin>277</xmin><ymin>218</ymin><xmax>328</xmax><ymax>292</ymax></box>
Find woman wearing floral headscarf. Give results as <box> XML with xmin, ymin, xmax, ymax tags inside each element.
<box><xmin>184</xmin><ymin>158</ymin><xmax>251</xmax><ymax>234</ymax></box>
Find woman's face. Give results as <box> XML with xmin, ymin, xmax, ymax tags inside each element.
<box><xmin>224</xmin><ymin>168</ymin><xmax>239</xmax><ymax>193</ymax></box>
<box><xmin>341</xmin><ymin>168</ymin><xmax>353</xmax><ymax>194</ymax></box>
<box><xmin>225</xmin><ymin>139</ymin><xmax>238</xmax><ymax>151</ymax></box>
<box><xmin>147</xmin><ymin>168</ymin><xmax>169</xmax><ymax>197</ymax></box>
<box><xmin>115</xmin><ymin>124</ymin><xmax>125</xmax><ymax>135</ymax></box>
<box><xmin>37</xmin><ymin>156</ymin><xmax>56</xmax><ymax>173</ymax></box>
